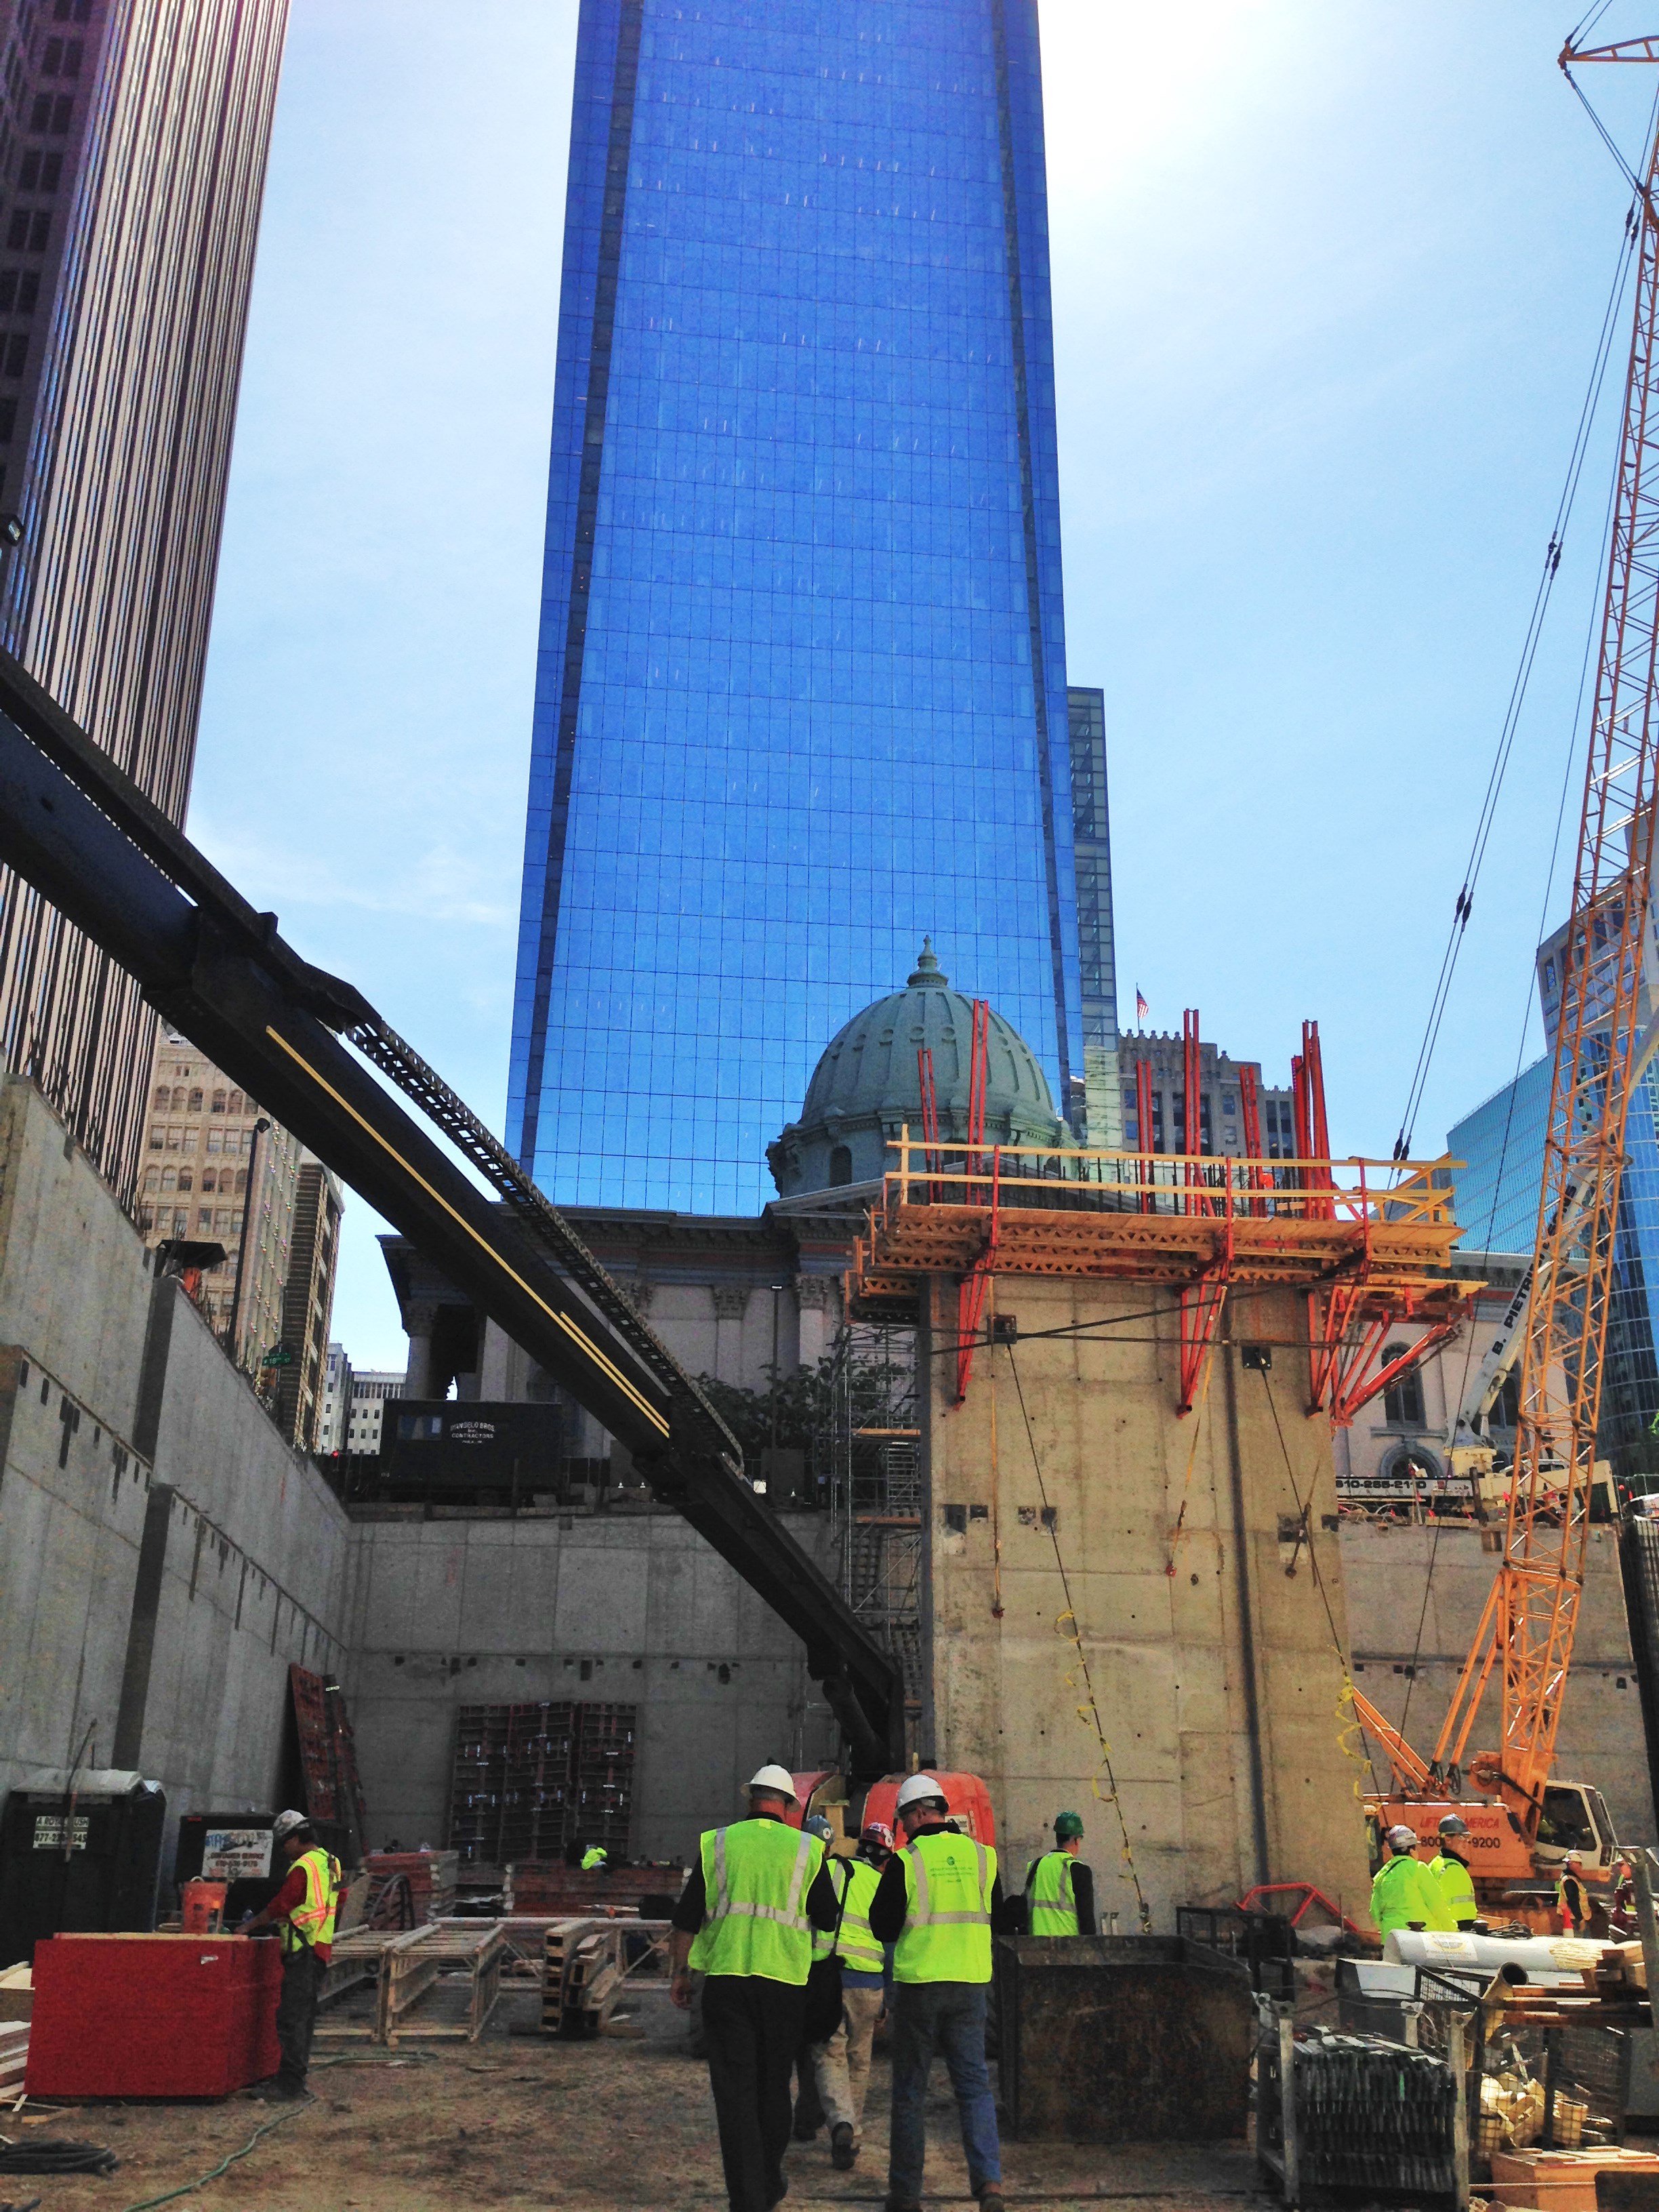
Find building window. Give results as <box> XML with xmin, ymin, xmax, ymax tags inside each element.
<box><xmin>829</xmin><ymin>1143</ymin><xmax>853</xmax><ymax>1187</ymax></box>
<box><xmin>3</xmin><ymin>333</ymin><xmax>26</xmax><ymax>376</ymax></box>
<box><xmin>0</xmin><ymin>396</ymin><xmax>16</xmax><ymax>441</ymax></box>
<box><xmin>1381</xmin><ymin>1346</ymin><xmax>1425</xmax><ymax>1428</ymax></box>
<box><xmin>41</xmin><ymin>39</ymin><xmax>82</xmax><ymax>77</ymax></box>
<box><xmin>188</xmin><ymin>1087</ymin><xmax>202</xmax><ymax>1111</ymax></box>
<box><xmin>171</xmin><ymin>1084</ymin><xmax>185</xmax><ymax>1108</ymax></box>
<box><xmin>234</xmin><ymin>1168</ymin><xmax>247</xmax><ymax>1194</ymax></box>
<box><xmin>211</xmin><ymin>1089</ymin><xmax>226</xmax><ymax>1113</ymax></box>
<box><xmin>201</xmin><ymin>1167</ymin><xmax>215</xmax><ymax>1192</ymax></box>
<box><xmin>197</xmin><ymin>1208</ymin><xmax>211</xmax><ymax>1232</ymax></box>
<box><xmin>227</xmin><ymin>1090</ymin><xmax>243</xmax><ymax>1115</ymax></box>
<box><xmin>152</xmin><ymin>1082</ymin><xmax>169</xmax><ymax>1107</ymax></box>
<box><xmin>19</xmin><ymin>149</ymin><xmax>63</xmax><ymax>189</ymax></box>
<box><xmin>160</xmin><ymin>1167</ymin><xmax>176</xmax><ymax>1192</ymax></box>
<box><xmin>6</xmin><ymin>208</ymin><xmax>47</xmax><ymax>250</ymax></box>
<box><xmin>178</xmin><ymin>1169</ymin><xmax>192</xmax><ymax>1192</ymax></box>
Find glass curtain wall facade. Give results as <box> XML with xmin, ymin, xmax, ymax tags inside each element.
<box><xmin>510</xmin><ymin>0</ymin><xmax>1084</xmax><ymax>1211</ymax></box>
<box><xmin>0</xmin><ymin>0</ymin><xmax>289</xmax><ymax>1212</ymax></box>
<box><xmin>1067</xmin><ymin>683</ymin><xmax>1118</xmax><ymax>1143</ymax></box>
<box><xmin>1446</xmin><ymin>1056</ymin><xmax>1550</xmax><ymax>1259</ymax></box>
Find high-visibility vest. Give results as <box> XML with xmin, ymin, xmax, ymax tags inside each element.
<box><xmin>1428</xmin><ymin>1851</ymin><xmax>1477</xmax><ymax>1925</ymax></box>
<box><xmin>283</xmin><ymin>1847</ymin><xmax>342</xmax><ymax>1954</ymax></box>
<box><xmin>1370</xmin><ymin>1853</ymin><xmax>1447</xmax><ymax>1937</ymax></box>
<box><xmin>834</xmin><ymin>1856</ymin><xmax>884</xmax><ymax>1975</ymax></box>
<box><xmin>1027</xmin><ymin>1850</ymin><xmax>1078</xmax><ymax>1936</ymax></box>
<box><xmin>893</xmin><ymin>1831</ymin><xmax>997</xmax><ymax>1986</ymax></box>
<box><xmin>1557</xmin><ymin>1872</ymin><xmax>1589</xmax><ymax>1931</ymax></box>
<box><xmin>688</xmin><ymin>1818</ymin><xmax>823</xmax><ymax>1986</ymax></box>
<box><xmin>813</xmin><ymin>1858</ymin><xmax>849</xmax><ymax>1962</ymax></box>
<box><xmin>581</xmin><ymin>1846</ymin><xmax>607</xmax><ymax>1870</ymax></box>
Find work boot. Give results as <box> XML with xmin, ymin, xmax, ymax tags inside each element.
<box><xmin>884</xmin><ymin>2198</ymin><xmax>922</xmax><ymax>2212</ymax></box>
<box><xmin>979</xmin><ymin>2192</ymin><xmax>1006</xmax><ymax>2212</ymax></box>
<box><xmin>791</xmin><ymin>2118</ymin><xmax>818</xmax><ymax>2142</ymax></box>
<box><xmin>830</xmin><ymin>2122</ymin><xmax>856</xmax><ymax>2170</ymax></box>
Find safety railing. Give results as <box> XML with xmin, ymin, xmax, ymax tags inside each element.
<box><xmin>888</xmin><ymin>1128</ymin><xmax>1457</xmax><ymax>1229</ymax></box>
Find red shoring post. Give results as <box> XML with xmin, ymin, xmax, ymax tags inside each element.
<box><xmin>954</xmin><ymin>1147</ymin><xmax>1003</xmax><ymax>1404</ymax></box>
<box><xmin>966</xmin><ymin>998</ymin><xmax>989</xmax><ymax>1204</ymax></box>
<box><xmin>1135</xmin><ymin>1057</ymin><xmax>1155</xmax><ymax>1214</ymax></box>
<box><xmin>1183</xmin><ymin>1008</ymin><xmax>1211</xmax><ymax>1217</ymax></box>
<box><xmin>1303</xmin><ymin>1019</ymin><xmax>1334</xmax><ymax>1218</ymax></box>
<box><xmin>1238</xmin><ymin>1063</ymin><xmax>1265</xmax><ymax>1216</ymax></box>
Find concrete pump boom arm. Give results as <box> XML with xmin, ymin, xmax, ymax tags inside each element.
<box><xmin>0</xmin><ymin>649</ymin><xmax>905</xmax><ymax>1781</ymax></box>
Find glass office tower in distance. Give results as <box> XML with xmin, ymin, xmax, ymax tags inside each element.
<box><xmin>510</xmin><ymin>0</ymin><xmax>1085</xmax><ymax>1212</ymax></box>
<box><xmin>1067</xmin><ymin>684</ymin><xmax>1119</xmax><ymax>1144</ymax></box>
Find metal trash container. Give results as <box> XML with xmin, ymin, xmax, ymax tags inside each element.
<box><xmin>996</xmin><ymin>1933</ymin><xmax>1254</xmax><ymax>2142</ymax></box>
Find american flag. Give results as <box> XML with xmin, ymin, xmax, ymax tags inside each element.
<box><xmin>1135</xmin><ymin>987</ymin><xmax>1149</xmax><ymax>1026</ymax></box>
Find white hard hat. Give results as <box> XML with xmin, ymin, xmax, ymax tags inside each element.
<box><xmin>271</xmin><ymin>1809</ymin><xmax>312</xmax><ymax>1843</ymax></box>
<box><xmin>745</xmin><ymin>1764</ymin><xmax>798</xmax><ymax>1801</ymax></box>
<box><xmin>895</xmin><ymin>1773</ymin><xmax>949</xmax><ymax>1814</ymax></box>
<box><xmin>1387</xmin><ymin>1825</ymin><xmax>1418</xmax><ymax>1849</ymax></box>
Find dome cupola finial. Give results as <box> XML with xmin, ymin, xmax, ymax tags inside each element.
<box><xmin>907</xmin><ymin>937</ymin><xmax>947</xmax><ymax>989</ymax></box>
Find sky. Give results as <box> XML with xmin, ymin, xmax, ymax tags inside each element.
<box><xmin>190</xmin><ymin>1</ymin><xmax>1659</xmax><ymax>1369</ymax></box>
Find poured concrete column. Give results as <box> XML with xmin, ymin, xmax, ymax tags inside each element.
<box><xmin>920</xmin><ymin>1273</ymin><xmax>1372</xmax><ymax>1933</ymax></box>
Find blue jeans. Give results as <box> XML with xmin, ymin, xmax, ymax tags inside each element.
<box><xmin>888</xmin><ymin>1980</ymin><xmax>1000</xmax><ymax>2202</ymax></box>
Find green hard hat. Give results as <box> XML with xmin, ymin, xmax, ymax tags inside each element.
<box><xmin>1054</xmin><ymin>1811</ymin><xmax>1084</xmax><ymax>1841</ymax></box>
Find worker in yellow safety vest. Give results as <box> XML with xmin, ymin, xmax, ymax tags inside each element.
<box><xmin>668</xmin><ymin>1764</ymin><xmax>844</xmax><ymax>2212</ymax></box>
<box><xmin>581</xmin><ymin>1843</ymin><xmax>608</xmax><ymax>1870</ymax></box>
<box><xmin>241</xmin><ymin>1808</ymin><xmax>342</xmax><ymax>2099</ymax></box>
<box><xmin>1427</xmin><ymin>1815</ymin><xmax>1479</xmax><ymax>1931</ymax></box>
<box><xmin>1024</xmin><ymin>1810</ymin><xmax>1098</xmax><ymax>1936</ymax></box>
<box><xmin>1370</xmin><ymin>1825</ymin><xmax>1452</xmax><ymax>1940</ymax></box>
<box><xmin>804</xmin><ymin>1820</ymin><xmax>892</xmax><ymax>2172</ymax></box>
<box><xmin>1557</xmin><ymin>1851</ymin><xmax>1593</xmax><ymax>1934</ymax></box>
<box><xmin>867</xmin><ymin>1774</ymin><xmax>1006</xmax><ymax>2212</ymax></box>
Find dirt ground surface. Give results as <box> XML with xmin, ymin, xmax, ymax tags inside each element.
<box><xmin>3</xmin><ymin>1984</ymin><xmax>1266</xmax><ymax>2212</ymax></box>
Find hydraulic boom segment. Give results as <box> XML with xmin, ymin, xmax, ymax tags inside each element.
<box><xmin>0</xmin><ymin>647</ymin><xmax>904</xmax><ymax>1780</ymax></box>
<box><xmin>1359</xmin><ymin>34</ymin><xmax>1659</xmax><ymax>1860</ymax></box>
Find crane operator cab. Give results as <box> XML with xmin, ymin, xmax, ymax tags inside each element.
<box><xmin>1534</xmin><ymin>1782</ymin><xmax>1620</xmax><ymax>1877</ymax></box>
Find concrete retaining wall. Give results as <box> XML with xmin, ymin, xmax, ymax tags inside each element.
<box><xmin>0</xmin><ymin>1076</ymin><xmax>352</xmax><ymax>1862</ymax></box>
<box><xmin>341</xmin><ymin>1509</ymin><xmax>841</xmax><ymax>1865</ymax></box>
<box><xmin>921</xmin><ymin>1277</ymin><xmax>1375</xmax><ymax>1933</ymax></box>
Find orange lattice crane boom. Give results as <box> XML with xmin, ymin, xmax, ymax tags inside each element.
<box><xmin>1355</xmin><ymin>32</ymin><xmax>1659</xmax><ymax>1902</ymax></box>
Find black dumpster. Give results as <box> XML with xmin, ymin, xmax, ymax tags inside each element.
<box><xmin>0</xmin><ymin>1771</ymin><xmax>165</xmax><ymax>1968</ymax></box>
<box><xmin>996</xmin><ymin>1933</ymin><xmax>1254</xmax><ymax>2142</ymax></box>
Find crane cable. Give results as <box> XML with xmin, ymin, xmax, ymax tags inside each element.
<box><xmin>1392</xmin><ymin>195</ymin><xmax>1640</xmax><ymax>1163</ymax></box>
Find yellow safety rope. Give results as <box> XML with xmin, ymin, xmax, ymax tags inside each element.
<box><xmin>1004</xmin><ymin>1343</ymin><xmax>1153</xmax><ymax>1934</ymax></box>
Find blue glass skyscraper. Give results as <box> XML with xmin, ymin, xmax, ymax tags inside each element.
<box><xmin>509</xmin><ymin>0</ymin><xmax>1084</xmax><ymax>1211</ymax></box>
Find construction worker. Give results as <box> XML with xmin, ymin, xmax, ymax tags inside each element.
<box><xmin>867</xmin><ymin>1774</ymin><xmax>1005</xmax><ymax>2212</ymax></box>
<box><xmin>1370</xmin><ymin>1826</ymin><xmax>1450</xmax><ymax>1940</ymax></box>
<box><xmin>241</xmin><ymin>1809</ymin><xmax>342</xmax><ymax>2099</ymax></box>
<box><xmin>581</xmin><ymin>1842</ymin><xmax>608</xmax><ymax>1871</ymax></box>
<box><xmin>1024</xmin><ymin>1811</ymin><xmax>1097</xmax><ymax>1936</ymax></box>
<box><xmin>1557</xmin><ymin>1851</ymin><xmax>1592</xmax><ymax>1933</ymax></box>
<box><xmin>670</xmin><ymin>1764</ymin><xmax>842</xmax><ymax>2212</ymax></box>
<box><xmin>808</xmin><ymin>1819</ymin><xmax>893</xmax><ymax>2172</ymax></box>
<box><xmin>791</xmin><ymin>1816</ymin><xmax>838</xmax><ymax>2144</ymax></box>
<box><xmin>1426</xmin><ymin>1816</ymin><xmax>1478</xmax><ymax>1931</ymax></box>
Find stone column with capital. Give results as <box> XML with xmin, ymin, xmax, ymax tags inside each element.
<box><xmin>794</xmin><ymin>1273</ymin><xmax>842</xmax><ymax>1370</ymax></box>
<box><xmin>710</xmin><ymin>1285</ymin><xmax>750</xmax><ymax>1382</ymax></box>
<box><xmin>402</xmin><ymin>1298</ymin><xmax>438</xmax><ymax>1400</ymax></box>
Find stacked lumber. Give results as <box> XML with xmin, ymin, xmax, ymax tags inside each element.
<box><xmin>1485</xmin><ymin>2144</ymin><xmax>1659</xmax><ymax>2209</ymax></box>
<box><xmin>506</xmin><ymin>1861</ymin><xmax>682</xmax><ymax>1916</ymax></box>
<box><xmin>0</xmin><ymin>2019</ymin><xmax>26</xmax><ymax>2097</ymax></box>
<box><xmin>362</xmin><ymin>1849</ymin><xmax>457</xmax><ymax>1921</ymax></box>
<box><xmin>544</xmin><ymin>1919</ymin><xmax>618</xmax><ymax>2039</ymax></box>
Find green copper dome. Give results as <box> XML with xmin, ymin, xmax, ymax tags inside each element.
<box><xmin>767</xmin><ymin>942</ymin><xmax>1063</xmax><ymax>1196</ymax></box>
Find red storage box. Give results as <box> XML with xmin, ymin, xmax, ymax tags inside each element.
<box><xmin>26</xmin><ymin>1933</ymin><xmax>281</xmax><ymax>2098</ymax></box>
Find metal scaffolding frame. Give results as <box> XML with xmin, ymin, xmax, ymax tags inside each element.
<box><xmin>823</xmin><ymin>1320</ymin><xmax>923</xmax><ymax>1752</ymax></box>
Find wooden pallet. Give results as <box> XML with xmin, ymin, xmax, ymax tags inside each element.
<box><xmin>382</xmin><ymin>1922</ymin><xmax>504</xmax><ymax>2046</ymax></box>
<box><xmin>541</xmin><ymin>1918</ymin><xmax>669</xmax><ymax>2039</ymax></box>
<box><xmin>0</xmin><ymin>2020</ymin><xmax>26</xmax><ymax>2097</ymax></box>
<box><xmin>314</xmin><ymin>1923</ymin><xmax>505</xmax><ymax>2046</ymax></box>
